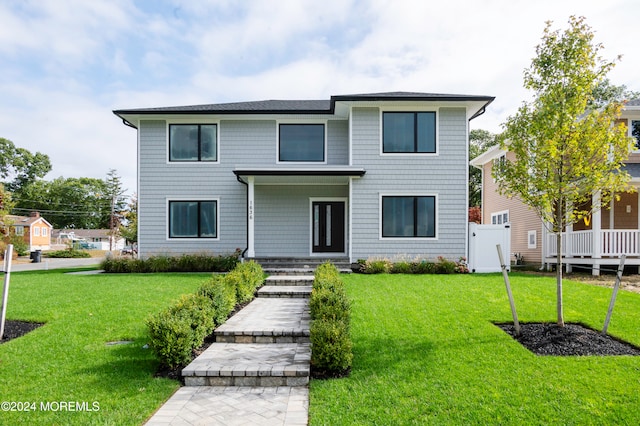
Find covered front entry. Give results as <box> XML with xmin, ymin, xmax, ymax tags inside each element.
<box><xmin>312</xmin><ymin>201</ymin><xmax>345</xmax><ymax>254</ymax></box>
<box><xmin>233</xmin><ymin>167</ymin><xmax>365</xmax><ymax>259</ymax></box>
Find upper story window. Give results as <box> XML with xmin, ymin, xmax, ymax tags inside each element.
<box><xmin>381</xmin><ymin>195</ymin><xmax>436</xmax><ymax>238</ymax></box>
<box><xmin>169</xmin><ymin>124</ymin><xmax>217</xmax><ymax>162</ymax></box>
<box><xmin>278</xmin><ymin>124</ymin><xmax>325</xmax><ymax>162</ymax></box>
<box><xmin>631</xmin><ymin>120</ymin><xmax>640</xmax><ymax>150</ymax></box>
<box><xmin>33</xmin><ymin>226</ymin><xmax>40</xmax><ymax>237</ymax></box>
<box><xmin>169</xmin><ymin>200</ymin><xmax>218</xmax><ymax>238</ymax></box>
<box><xmin>382</xmin><ymin>112</ymin><xmax>436</xmax><ymax>154</ymax></box>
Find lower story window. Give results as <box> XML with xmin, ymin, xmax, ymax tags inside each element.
<box><xmin>169</xmin><ymin>200</ymin><xmax>217</xmax><ymax>238</ymax></box>
<box><xmin>382</xmin><ymin>196</ymin><xmax>436</xmax><ymax>238</ymax></box>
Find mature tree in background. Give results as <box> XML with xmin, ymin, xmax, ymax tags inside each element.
<box><xmin>589</xmin><ymin>78</ymin><xmax>640</xmax><ymax>109</ymax></box>
<box><xmin>469</xmin><ymin>129</ymin><xmax>499</xmax><ymax>207</ymax></box>
<box><xmin>104</xmin><ymin>169</ymin><xmax>128</xmax><ymax>250</ymax></box>
<box><xmin>0</xmin><ymin>185</ymin><xmax>15</xmax><ymax>234</ymax></box>
<box><xmin>0</xmin><ymin>137</ymin><xmax>51</xmax><ymax>193</ymax></box>
<box><xmin>14</xmin><ymin>177</ymin><xmax>109</xmax><ymax>229</ymax></box>
<box><xmin>495</xmin><ymin>16</ymin><xmax>634</xmax><ymax>326</ymax></box>
<box><xmin>119</xmin><ymin>193</ymin><xmax>138</xmax><ymax>245</ymax></box>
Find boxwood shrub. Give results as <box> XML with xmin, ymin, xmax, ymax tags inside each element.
<box><xmin>146</xmin><ymin>260</ymin><xmax>264</xmax><ymax>369</ymax></box>
<box><xmin>102</xmin><ymin>251</ymin><xmax>240</xmax><ymax>273</ymax></box>
<box><xmin>310</xmin><ymin>262</ymin><xmax>352</xmax><ymax>377</ymax></box>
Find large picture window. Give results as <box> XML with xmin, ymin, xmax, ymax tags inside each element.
<box><xmin>169</xmin><ymin>200</ymin><xmax>217</xmax><ymax>238</ymax></box>
<box><xmin>169</xmin><ymin>124</ymin><xmax>217</xmax><ymax>162</ymax></box>
<box><xmin>382</xmin><ymin>196</ymin><xmax>436</xmax><ymax>238</ymax></box>
<box><xmin>383</xmin><ymin>112</ymin><xmax>436</xmax><ymax>153</ymax></box>
<box><xmin>279</xmin><ymin>124</ymin><xmax>325</xmax><ymax>162</ymax></box>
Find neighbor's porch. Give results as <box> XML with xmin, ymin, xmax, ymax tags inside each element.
<box><xmin>544</xmin><ymin>188</ymin><xmax>640</xmax><ymax>275</ymax></box>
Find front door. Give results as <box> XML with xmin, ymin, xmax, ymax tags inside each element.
<box><xmin>312</xmin><ymin>201</ymin><xmax>345</xmax><ymax>253</ymax></box>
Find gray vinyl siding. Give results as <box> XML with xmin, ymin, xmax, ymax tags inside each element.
<box><xmin>137</xmin><ymin>103</ymin><xmax>469</xmax><ymax>261</ymax></box>
<box><xmin>138</xmin><ymin>120</ymin><xmax>247</xmax><ymax>257</ymax></box>
<box><xmin>254</xmin><ymin>185</ymin><xmax>348</xmax><ymax>256</ymax></box>
<box><xmin>327</xmin><ymin>120</ymin><xmax>348</xmax><ymax>165</ymax></box>
<box><xmin>138</xmin><ymin>118</ymin><xmax>349</xmax><ymax>257</ymax></box>
<box><xmin>350</xmin><ymin>107</ymin><xmax>468</xmax><ymax>260</ymax></box>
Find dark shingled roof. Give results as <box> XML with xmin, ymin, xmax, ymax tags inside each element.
<box><xmin>626</xmin><ymin>98</ymin><xmax>640</xmax><ymax>107</ymax></box>
<box><xmin>113</xmin><ymin>91</ymin><xmax>495</xmax><ymax>116</ymax></box>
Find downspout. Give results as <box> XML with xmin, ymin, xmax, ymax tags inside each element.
<box><xmin>236</xmin><ymin>174</ymin><xmax>249</xmax><ymax>258</ymax></box>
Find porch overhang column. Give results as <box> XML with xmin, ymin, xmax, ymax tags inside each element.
<box><xmin>247</xmin><ymin>176</ymin><xmax>255</xmax><ymax>258</ymax></box>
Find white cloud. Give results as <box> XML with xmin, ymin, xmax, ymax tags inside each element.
<box><xmin>0</xmin><ymin>0</ymin><xmax>638</xmax><ymax>199</ymax></box>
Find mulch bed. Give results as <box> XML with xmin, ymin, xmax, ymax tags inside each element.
<box><xmin>497</xmin><ymin>322</ymin><xmax>640</xmax><ymax>356</ymax></box>
<box><xmin>0</xmin><ymin>320</ymin><xmax>44</xmax><ymax>343</ymax></box>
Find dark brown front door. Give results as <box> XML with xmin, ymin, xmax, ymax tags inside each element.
<box><xmin>312</xmin><ymin>201</ymin><xmax>345</xmax><ymax>253</ymax></box>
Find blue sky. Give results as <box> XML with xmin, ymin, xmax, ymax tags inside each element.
<box><xmin>1</xmin><ymin>0</ymin><xmax>638</xmax><ymax>195</ymax></box>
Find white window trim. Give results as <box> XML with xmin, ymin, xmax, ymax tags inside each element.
<box><xmin>42</xmin><ymin>227</ymin><xmax>48</xmax><ymax>237</ymax></box>
<box><xmin>379</xmin><ymin>107</ymin><xmax>439</xmax><ymax>157</ymax></box>
<box><xmin>166</xmin><ymin>119</ymin><xmax>220</xmax><ymax>164</ymax></box>
<box><xmin>528</xmin><ymin>230</ymin><xmax>537</xmax><ymax>249</ymax></box>
<box><xmin>308</xmin><ymin>197</ymin><xmax>348</xmax><ymax>256</ymax></box>
<box><xmin>491</xmin><ymin>210</ymin><xmax>509</xmax><ymax>225</ymax></box>
<box><xmin>378</xmin><ymin>192</ymin><xmax>439</xmax><ymax>240</ymax></box>
<box><xmin>276</xmin><ymin>119</ymin><xmax>328</xmax><ymax>165</ymax></box>
<box><xmin>33</xmin><ymin>226</ymin><xmax>40</xmax><ymax>237</ymax></box>
<box><xmin>166</xmin><ymin>197</ymin><xmax>220</xmax><ymax>241</ymax></box>
<box><xmin>14</xmin><ymin>226</ymin><xmax>24</xmax><ymax>236</ymax></box>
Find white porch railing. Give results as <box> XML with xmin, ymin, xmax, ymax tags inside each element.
<box><xmin>547</xmin><ymin>230</ymin><xmax>640</xmax><ymax>257</ymax></box>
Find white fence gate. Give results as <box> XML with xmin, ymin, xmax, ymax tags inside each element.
<box><xmin>468</xmin><ymin>223</ymin><xmax>511</xmax><ymax>273</ymax></box>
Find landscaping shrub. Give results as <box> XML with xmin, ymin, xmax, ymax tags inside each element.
<box><xmin>353</xmin><ymin>256</ymin><xmax>469</xmax><ymax>274</ymax></box>
<box><xmin>314</xmin><ymin>261</ymin><xmax>342</xmax><ymax>291</ymax></box>
<box><xmin>146</xmin><ymin>293</ymin><xmax>215</xmax><ymax>369</ymax></box>
<box><xmin>310</xmin><ymin>262</ymin><xmax>352</xmax><ymax>377</ymax></box>
<box><xmin>8</xmin><ymin>235</ymin><xmax>29</xmax><ymax>256</ymax></box>
<box><xmin>310</xmin><ymin>319</ymin><xmax>353</xmax><ymax>375</ymax></box>
<box><xmin>101</xmin><ymin>252</ymin><xmax>240</xmax><ymax>273</ymax></box>
<box><xmin>391</xmin><ymin>260</ymin><xmax>412</xmax><ymax>274</ymax></box>
<box><xmin>226</xmin><ymin>260</ymin><xmax>264</xmax><ymax>304</ymax></box>
<box><xmin>434</xmin><ymin>256</ymin><xmax>457</xmax><ymax>274</ymax></box>
<box><xmin>363</xmin><ymin>258</ymin><xmax>392</xmax><ymax>274</ymax></box>
<box><xmin>310</xmin><ymin>287</ymin><xmax>350</xmax><ymax>323</ymax></box>
<box><xmin>198</xmin><ymin>275</ymin><xmax>237</xmax><ymax>326</ymax></box>
<box><xmin>411</xmin><ymin>260</ymin><xmax>435</xmax><ymax>274</ymax></box>
<box><xmin>146</xmin><ymin>260</ymin><xmax>264</xmax><ymax>369</ymax></box>
<box><xmin>46</xmin><ymin>248</ymin><xmax>92</xmax><ymax>258</ymax></box>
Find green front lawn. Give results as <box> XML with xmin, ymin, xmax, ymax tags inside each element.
<box><xmin>0</xmin><ymin>269</ymin><xmax>208</xmax><ymax>425</ymax></box>
<box><xmin>310</xmin><ymin>273</ymin><xmax>640</xmax><ymax>425</ymax></box>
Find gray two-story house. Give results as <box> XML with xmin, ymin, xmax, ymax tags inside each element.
<box><xmin>113</xmin><ymin>92</ymin><xmax>493</xmax><ymax>264</ymax></box>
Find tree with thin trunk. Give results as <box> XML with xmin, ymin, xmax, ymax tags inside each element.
<box><xmin>495</xmin><ymin>16</ymin><xmax>635</xmax><ymax>326</ymax></box>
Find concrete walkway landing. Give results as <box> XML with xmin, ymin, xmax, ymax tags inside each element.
<box><xmin>145</xmin><ymin>274</ymin><xmax>312</xmax><ymax>425</ymax></box>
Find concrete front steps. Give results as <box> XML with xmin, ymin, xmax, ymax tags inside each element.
<box><xmin>251</xmin><ymin>257</ymin><xmax>351</xmax><ymax>274</ymax></box>
<box><xmin>182</xmin><ymin>273</ymin><xmax>312</xmax><ymax>387</ymax></box>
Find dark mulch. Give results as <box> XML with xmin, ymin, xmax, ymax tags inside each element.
<box><xmin>0</xmin><ymin>320</ymin><xmax>44</xmax><ymax>343</ymax></box>
<box><xmin>497</xmin><ymin>322</ymin><xmax>640</xmax><ymax>356</ymax></box>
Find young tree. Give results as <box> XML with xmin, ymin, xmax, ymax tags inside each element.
<box><xmin>495</xmin><ymin>16</ymin><xmax>635</xmax><ymax>326</ymax></box>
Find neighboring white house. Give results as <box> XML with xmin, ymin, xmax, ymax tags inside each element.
<box><xmin>114</xmin><ymin>92</ymin><xmax>494</xmax><ymax>264</ymax></box>
<box><xmin>53</xmin><ymin>229</ymin><xmax>126</xmax><ymax>251</ymax></box>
